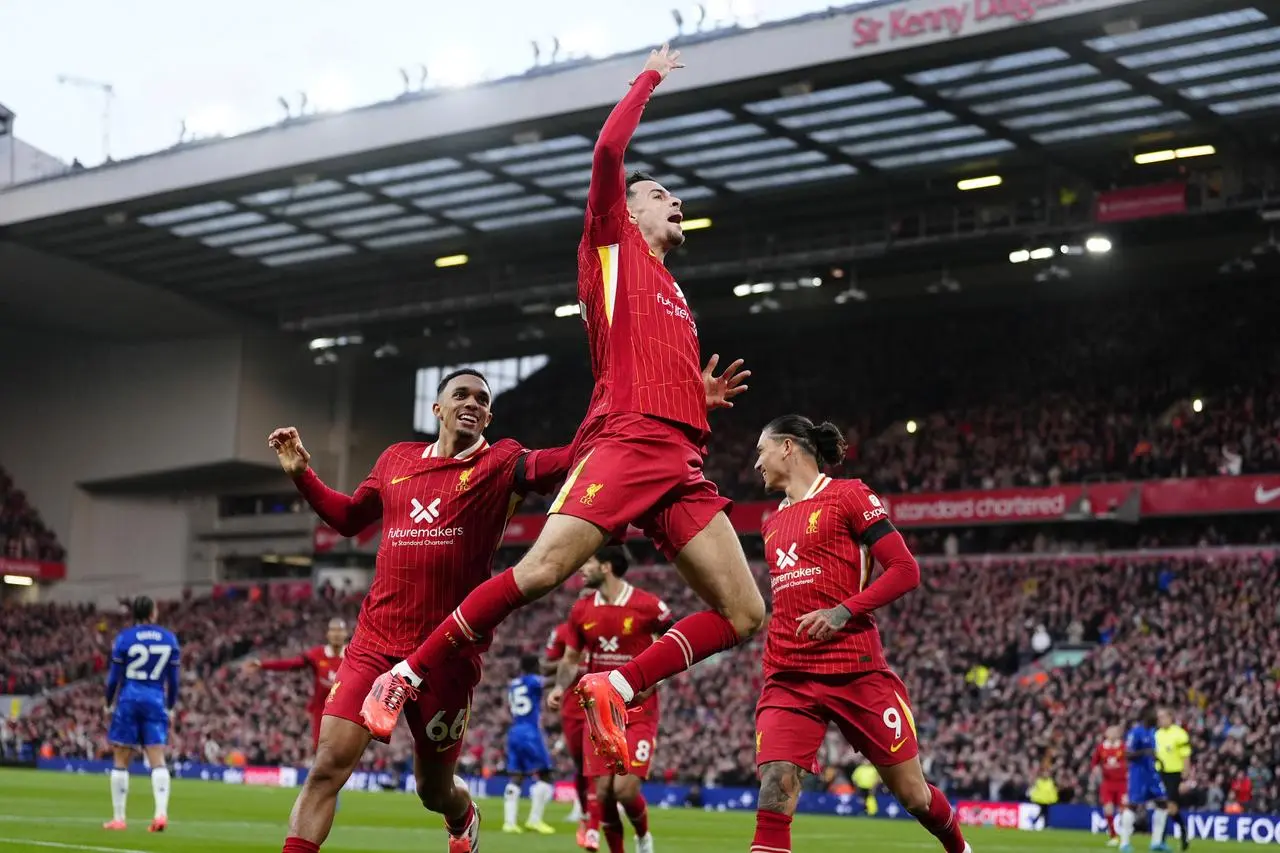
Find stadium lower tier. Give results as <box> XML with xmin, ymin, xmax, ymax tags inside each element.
<box><xmin>6</xmin><ymin>551</ymin><xmax>1278</xmax><ymax>813</ymax></box>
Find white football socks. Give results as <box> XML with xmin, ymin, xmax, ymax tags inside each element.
<box><xmin>1117</xmin><ymin>809</ymin><xmax>1135</xmax><ymax>846</ymax></box>
<box><xmin>391</xmin><ymin>660</ymin><xmax>423</xmax><ymax>688</ymax></box>
<box><xmin>110</xmin><ymin>769</ymin><xmax>129</xmax><ymax>822</ymax></box>
<box><xmin>151</xmin><ymin>766</ymin><xmax>171</xmax><ymax>819</ymax></box>
<box><xmin>529</xmin><ymin>780</ymin><xmax>554</xmax><ymax>824</ymax></box>
<box><xmin>1151</xmin><ymin>807</ymin><xmax>1168</xmax><ymax>844</ymax></box>
<box><xmin>503</xmin><ymin>782</ymin><xmax>521</xmax><ymax>827</ymax></box>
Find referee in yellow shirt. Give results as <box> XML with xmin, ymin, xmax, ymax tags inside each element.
<box><xmin>1156</xmin><ymin>708</ymin><xmax>1192</xmax><ymax>850</ymax></box>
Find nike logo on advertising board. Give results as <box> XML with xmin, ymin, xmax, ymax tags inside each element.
<box><xmin>1255</xmin><ymin>484</ymin><xmax>1280</xmax><ymax>505</ymax></box>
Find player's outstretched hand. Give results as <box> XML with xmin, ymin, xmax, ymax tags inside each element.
<box><xmin>546</xmin><ymin>686</ymin><xmax>565</xmax><ymax>711</ymax></box>
<box><xmin>796</xmin><ymin>605</ymin><xmax>853</xmax><ymax>642</ymax></box>
<box><xmin>268</xmin><ymin>426</ymin><xmax>311</xmax><ymax>478</ymax></box>
<box><xmin>703</xmin><ymin>353</ymin><xmax>750</xmax><ymax>410</ymax></box>
<box><xmin>632</xmin><ymin>43</ymin><xmax>684</xmax><ymax>84</ymax></box>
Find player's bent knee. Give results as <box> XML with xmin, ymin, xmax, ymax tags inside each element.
<box><xmin>730</xmin><ymin>588</ymin><xmax>767</xmax><ymax>639</ymax></box>
<box><xmin>897</xmin><ymin>780</ymin><xmax>932</xmax><ymax>814</ymax></box>
<box><xmin>758</xmin><ymin>762</ymin><xmax>802</xmax><ymax>813</ymax></box>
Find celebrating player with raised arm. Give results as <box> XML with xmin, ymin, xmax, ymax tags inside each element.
<box><xmin>244</xmin><ymin>618</ymin><xmax>349</xmax><ymax>752</ymax></box>
<box><xmin>368</xmin><ymin>43</ymin><xmax>763</xmax><ymax>782</ymax></box>
<box><xmin>270</xmin><ymin>369</ymin><xmax>574</xmax><ymax>853</ymax></box>
<box><xmin>750</xmin><ymin>415</ymin><xmax>971</xmax><ymax>853</ymax></box>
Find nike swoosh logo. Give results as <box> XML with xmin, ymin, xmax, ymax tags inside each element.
<box><xmin>890</xmin><ymin>738</ymin><xmax>908</xmax><ymax>753</ymax></box>
<box><xmin>391</xmin><ymin>474</ymin><xmax>417</xmax><ymax>485</ymax></box>
<box><xmin>1255</xmin><ymin>484</ymin><xmax>1280</xmax><ymax>505</ymax></box>
<box><xmin>583</xmin><ymin>623</ymin><xmax>597</xmax><ymax>630</ymax></box>
<box><xmin>436</xmin><ymin>742</ymin><xmax>456</xmax><ymax>752</ymax></box>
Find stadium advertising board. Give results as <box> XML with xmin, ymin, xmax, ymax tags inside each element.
<box><xmin>850</xmin><ymin>0</ymin><xmax>1127</xmax><ymax>52</ymax></box>
<box><xmin>312</xmin><ymin>474</ymin><xmax>1280</xmax><ymax>550</ymax></box>
<box><xmin>0</xmin><ymin>557</ymin><xmax>65</xmax><ymax>581</ymax></box>
<box><xmin>1096</xmin><ymin>182</ymin><xmax>1188</xmax><ymax>223</ymax></box>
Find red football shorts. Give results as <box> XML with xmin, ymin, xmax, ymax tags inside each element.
<box><xmin>756</xmin><ymin>669</ymin><xmax>919</xmax><ymax>770</ymax></box>
<box><xmin>324</xmin><ymin>642</ymin><xmax>481</xmax><ymax>764</ymax></box>
<box><xmin>1100</xmin><ymin>782</ymin><xmax>1128</xmax><ymax>809</ymax></box>
<box><xmin>584</xmin><ymin>715</ymin><xmax>658</xmax><ymax>780</ymax></box>
<box><xmin>549</xmin><ymin>412</ymin><xmax>731</xmax><ymax>560</ymax></box>
<box><xmin>562</xmin><ymin>699</ymin><xmax>587</xmax><ymax>766</ymax></box>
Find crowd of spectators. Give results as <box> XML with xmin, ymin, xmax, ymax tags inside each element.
<box><xmin>0</xmin><ymin>465</ymin><xmax>64</xmax><ymax>563</ymax></box>
<box><xmin>7</xmin><ymin>550</ymin><xmax>1278</xmax><ymax>814</ymax></box>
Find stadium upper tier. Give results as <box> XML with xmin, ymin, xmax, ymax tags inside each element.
<box><xmin>8</xmin><ymin>550</ymin><xmax>1278</xmax><ymax>813</ymax></box>
<box><xmin>3</xmin><ymin>0</ymin><xmax>1280</xmax><ymax>336</ymax></box>
<box><xmin>0</xmin><ymin>465</ymin><xmax>64</xmax><ymax>564</ymax></box>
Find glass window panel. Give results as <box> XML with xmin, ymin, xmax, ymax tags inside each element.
<box><xmin>474</xmin><ymin>207</ymin><xmax>581</xmax><ymax>231</ymax></box>
<box><xmin>381</xmin><ymin>171</ymin><xmax>491</xmax><ymax>198</ymax></box>
<box><xmin>274</xmin><ymin>192</ymin><xmax>371</xmax><ymax>218</ymax></box>
<box><xmin>334</xmin><ymin>215</ymin><xmax>436</xmax><ymax>240</ymax></box>
<box><xmin>843</xmin><ymin>125</ymin><xmax>984</xmax><ymax>157</ymax></box>
<box><xmin>170</xmin><ymin>211</ymin><xmax>266</xmax><ymax>237</ymax></box>
<box><xmin>241</xmin><ymin>180</ymin><xmax>344</xmax><ymax>206</ymax></box>
<box><xmin>201</xmin><ymin>223</ymin><xmax>296</xmax><ymax>248</ymax></box>
<box><xmin>348</xmin><ymin>159</ymin><xmax>460</xmax><ymax>185</ymax></box>
<box><xmin>908</xmin><ymin>48</ymin><xmax>1069</xmax><ymax>87</ymax></box>
<box><xmin>1002</xmin><ymin>96</ymin><xmax>1162</xmax><ymax>130</ymax></box>
<box><xmin>946</xmin><ymin>65</ymin><xmax>1099</xmax><ymax>98</ymax></box>
<box><xmin>1182</xmin><ymin>70</ymin><xmax>1280</xmax><ymax>99</ymax></box>
<box><xmin>364</xmin><ymin>227</ymin><xmax>465</xmax><ymax>250</ymax></box>
<box><xmin>696</xmin><ymin>150</ymin><xmax>827</xmax><ymax>180</ymax></box>
<box><xmin>633</xmin><ymin>124</ymin><xmax>765</xmax><ymax>155</ymax></box>
<box><xmin>872</xmin><ymin>139</ymin><xmax>1015</xmax><ymax>169</ymax></box>
<box><xmin>779</xmin><ymin>96</ymin><xmax>927</xmax><ymax>129</ymax></box>
<box><xmin>535</xmin><ymin>168</ymin><xmax>594</xmax><ymax>188</ymax></box>
<box><xmin>305</xmin><ymin>204</ymin><xmax>405</xmax><ymax>229</ymax></box>
<box><xmin>502</xmin><ymin>151</ymin><xmax>595</xmax><ymax>176</ymax></box>
<box><xmin>472</xmin><ymin>135</ymin><xmax>590</xmax><ymax>163</ymax></box>
<box><xmin>1085</xmin><ymin>9</ymin><xmax>1266</xmax><ymax>52</ymax></box>
<box><xmin>666</xmin><ymin>138</ymin><xmax>795</xmax><ymax>167</ymax></box>
<box><xmin>1151</xmin><ymin>49</ymin><xmax>1280</xmax><ymax>84</ymax></box>
<box><xmin>812</xmin><ymin>111</ymin><xmax>952</xmax><ymax>144</ymax></box>
<box><xmin>450</xmin><ymin>195</ymin><xmax>553</xmax><ymax>219</ymax></box>
<box><xmin>260</xmin><ymin>245</ymin><xmax>356</xmax><ymax>267</ymax></box>
<box><xmin>1032</xmin><ymin>111</ymin><xmax>1187</xmax><ymax>143</ymax></box>
<box><xmin>1118</xmin><ymin>27</ymin><xmax>1280</xmax><ymax>69</ymax></box>
<box><xmin>1210</xmin><ymin>92</ymin><xmax>1280</xmax><ymax>114</ymax></box>
<box><xmin>412</xmin><ymin>183</ymin><xmax>523</xmax><ymax>209</ymax></box>
<box><xmin>414</xmin><ymin>355</ymin><xmax>550</xmax><ymax>433</ymax></box>
<box><xmin>630</xmin><ymin>110</ymin><xmax>734</xmax><ymax>138</ymax></box>
<box><xmin>231</xmin><ymin>234</ymin><xmax>327</xmax><ymax>257</ymax></box>
<box><xmin>726</xmin><ymin>163</ymin><xmax>856</xmax><ymax>192</ymax></box>
<box><xmin>745</xmin><ymin>81</ymin><xmax>894</xmax><ymax>115</ymax></box>
<box><xmin>970</xmin><ymin>80</ymin><xmax>1132</xmax><ymax>115</ymax></box>
<box><xmin>675</xmin><ymin>186</ymin><xmax>715</xmax><ymax>201</ymax></box>
<box><xmin>137</xmin><ymin>201</ymin><xmax>236</xmax><ymax>227</ymax></box>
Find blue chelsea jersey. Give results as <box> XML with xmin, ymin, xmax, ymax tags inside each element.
<box><xmin>1125</xmin><ymin>725</ymin><xmax>1158</xmax><ymax>776</ymax></box>
<box><xmin>108</xmin><ymin>624</ymin><xmax>181</xmax><ymax>708</ymax></box>
<box><xmin>507</xmin><ymin>674</ymin><xmax>543</xmax><ymax>729</ymax></box>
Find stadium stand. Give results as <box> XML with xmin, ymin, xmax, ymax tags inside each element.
<box><xmin>8</xmin><ymin>550</ymin><xmax>1279</xmax><ymax>812</ymax></box>
<box><xmin>0</xmin><ymin>464</ymin><xmax>64</xmax><ymax>562</ymax></box>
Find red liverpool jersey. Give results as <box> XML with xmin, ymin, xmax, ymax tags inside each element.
<box><xmin>566</xmin><ymin>583</ymin><xmax>673</xmax><ymax>720</ymax></box>
<box><xmin>1092</xmin><ymin>740</ymin><xmax>1128</xmax><ymax>786</ymax></box>
<box><xmin>260</xmin><ymin>644</ymin><xmax>344</xmax><ymax>712</ymax></box>
<box><xmin>577</xmin><ymin>71</ymin><xmax>707</xmax><ymax>435</ymax></box>
<box><xmin>762</xmin><ymin>475</ymin><xmax>897</xmax><ymax>677</ymax></box>
<box><xmin>297</xmin><ymin>438</ymin><xmax>573</xmax><ymax>657</ymax></box>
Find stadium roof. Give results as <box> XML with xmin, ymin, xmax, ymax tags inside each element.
<box><xmin>3</xmin><ymin>0</ymin><xmax>1280</xmax><ymax>336</ymax></box>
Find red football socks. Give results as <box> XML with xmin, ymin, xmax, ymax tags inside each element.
<box><xmin>917</xmin><ymin>785</ymin><xmax>967</xmax><ymax>853</ymax></box>
<box><xmin>622</xmin><ymin>794</ymin><xmax>649</xmax><ymax>836</ymax></box>
<box><xmin>576</xmin><ymin>773</ymin><xmax>590</xmax><ymax>813</ymax></box>
<box><xmin>444</xmin><ymin>802</ymin><xmax>475</xmax><ymax>837</ymax></box>
<box><xmin>751</xmin><ymin>809</ymin><xmax>792</xmax><ymax>853</ymax></box>
<box><xmin>1107</xmin><ymin>813</ymin><xmax>1117</xmax><ymax>838</ymax></box>
<box><xmin>282</xmin><ymin>837</ymin><xmax>320</xmax><ymax>853</ymax></box>
<box><xmin>615</xmin><ymin>610</ymin><xmax>739</xmax><ymax>695</ymax></box>
<box><xmin>587</xmin><ymin>787</ymin><xmax>603</xmax><ymax>834</ymax></box>
<box><xmin>405</xmin><ymin>569</ymin><xmax>525</xmax><ymax>677</ymax></box>
<box><xmin>602</xmin><ymin>806</ymin><xmax>626</xmax><ymax>853</ymax></box>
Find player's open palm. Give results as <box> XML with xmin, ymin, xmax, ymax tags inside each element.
<box><xmin>267</xmin><ymin>426</ymin><xmax>311</xmax><ymax>478</ymax></box>
<box><xmin>634</xmin><ymin>43</ymin><xmax>684</xmax><ymax>84</ymax></box>
<box><xmin>703</xmin><ymin>353</ymin><xmax>750</xmax><ymax>410</ymax></box>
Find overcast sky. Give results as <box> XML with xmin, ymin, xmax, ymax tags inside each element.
<box><xmin>2</xmin><ymin>0</ymin><xmax>853</xmax><ymax>165</ymax></box>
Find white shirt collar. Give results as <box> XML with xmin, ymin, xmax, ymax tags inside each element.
<box><xmin>422</xmin><ymin>437</ymin><xmax>488</xmax><ymax>459</ymax></box>
<box><xmin>778</xmin><ymin>473</ymin><xmax>832</xmax><ymax>510</ymax></box>
<box><xmin>593</xmin><ymin>582</ymin><xmax>634</xmax><ymax>608</ymax></box>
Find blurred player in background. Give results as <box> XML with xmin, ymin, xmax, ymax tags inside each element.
<box><xmin>377</xmin><ymin>46</ymin><xmax>765</xmax><ymax>778</ymax></box>
<box><xmin>268</xmin><ymin>368</ymin><xmax>573</xmax><ymax>853</ymax></box>
<box><xmin>548</xmin><ymin>548</ymin><xmax>670</xmax><ymax>853</ymax></box>
<box><xmin>1118</xmin><ymin>707</ymin><xmax>1171</xmax><ymax>853</ymax></box>
<box><xmin>1156</xmin><ymin>709</ymin><xmax>1192</xmax><ymax>851</ymax></box>
<box><xmin>503</xmin><ymin>654</ymin><xmax>556</xmax><ymax>835</ymax></box>
<box><xmin>544</xmin><ymin>619</ymin><xmax>593</xmax><ymax>842</ymax></box>
<box><xmin>103</xmin><ymin>595</ymin><xmax>180</xmax><ymax>833</ymax></box>
<box><xmin>244</xmin><ymin>618</ymin><xmax>349</xmax><ymax>751</ymax></box>
<box><xmin>749</xmin><ymin>415</ymin><xmax>971</xmax><ymax>853</ymax></box>
<box><xmin>1092</xmin><ymin>725</ymin><xmax>1129</xmax><ymax>846</ymax></box>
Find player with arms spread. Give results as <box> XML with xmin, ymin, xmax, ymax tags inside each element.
<box><xmin>544</xmin><ymin>617</ymin><xmax>592</xmax><ymax>842</ymax></box>
<box><xmin>1092</xmin><ymin>725</ymin><xmax>1129</xmax><ymax>846</ymax></box>
<box><xmin>244</xmin><ymin>618</ymin><xmax>349</xmax><ymax>751</ymax></box>
<box><xmin>750</xmin><ymin>415</ymin><xmax>971</xmax><ymax>853</ymax></box>
<box><xmin>370</xmin><ymin>43</ymin><xmax>764</xmax><ymax>781</ymax></box>
<box><xmin>548</xmin><ymin>548</ymin><xmax>670</xmax><ymax>853</ymax></box>
<box><xmin>104</xmin><ymin>595</ymin><xmax>179</xmax><ymax>834</ymax></box>
<box><xmin>270</xmin><ymin>369</ymin><xmax>574</xmax><ymax>853</ymax></box>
